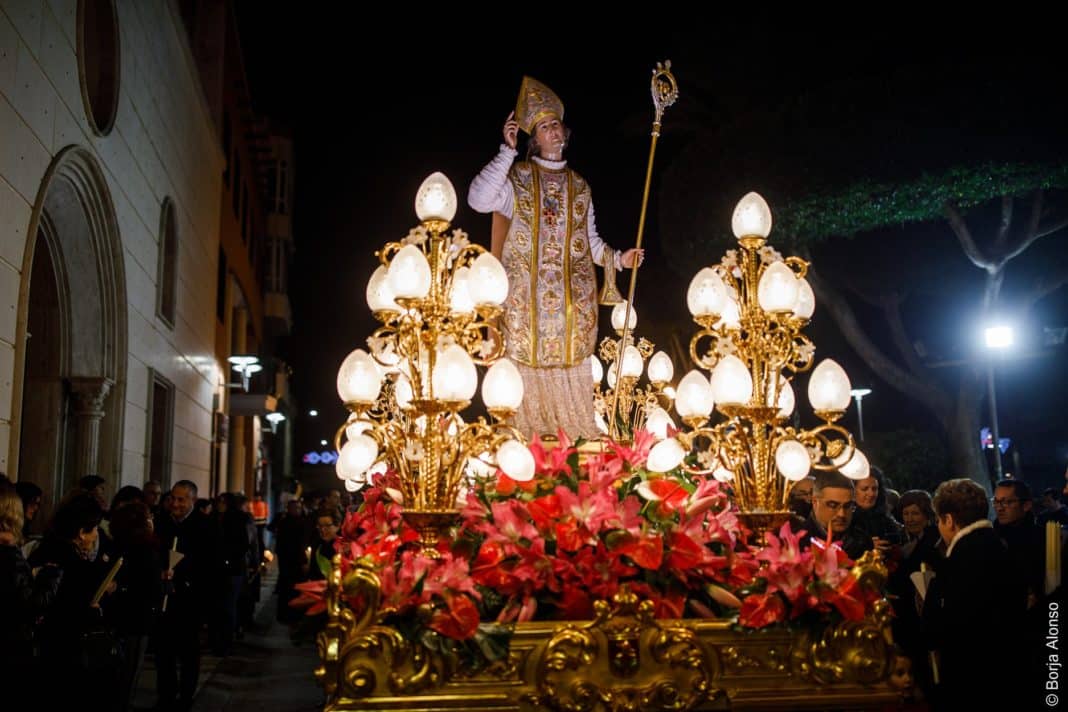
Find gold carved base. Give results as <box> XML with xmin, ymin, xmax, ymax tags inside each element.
<box><xmin>737</xmin><ymin>511</ymin><xmax>793</xmax><ymax>543</ymax></box>
<box><xmin>315</xmin><ymin>555</ymin><xmax>898</xmax><ymax>711</ymax></box>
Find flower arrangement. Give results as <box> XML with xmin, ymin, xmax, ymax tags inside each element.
<box><xmin>294</xmin><ymin>432</ymin><xmax>882</xmax><ymax>662</ymax></box>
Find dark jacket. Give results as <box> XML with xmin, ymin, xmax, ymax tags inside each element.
<box><xmin>154</xmin><ymin>510</ymin><xmax>222</xmax><ymax>617</ymax></box>
<box><xmin>109</xmin><ymin>539</ymin><xmax>164</xmax><ymax>635</ymax></box>
<box><xmin>994</xmin><ymin>515</ymin><xmax>1045</xmax><ymax>601</ymax></box>
<box><xmin>1039</xmin><ymin>507</ymin><xmax>1068</xmax><ymax>527</ymax></box>
<box><xmin>888</xmin><ymin>526</ymin><xmax>943</xmax><ymax>660</ymax></box>
<box><xmin>794</xmin><ymin>512</ymin><xmax>870</xmax><ymax>560</ymax></box>
<box><xmin>0</xmin><ymin>543</ymin><xmax>62</xmax><ymax>663</ymax></box>
<box><xmin>850</xmin><ymin>505</ymin><xmax>905</xmax><ymax>546</ymax></box>
<box><xmin>923</xmin><ymin>523</ymin><xmax>1025</xmax><ymax>707</ymax></box>
<box><xmin>270</xmin><ymin>513</ymin><xmax>312</xmax><ymax>579</ymax></box>
<box><xmin>27</xmin><ymin>535</ymin><xmax>114</xmax><ymax>660</ymax></box>
<box><xmin>221</xmin><ymin>509</ymin><xmax>258</xmax><ymax>576</ymax></box>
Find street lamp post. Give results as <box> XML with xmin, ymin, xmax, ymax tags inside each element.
<box><xmin>850</xmin><ymin>388</ymin><xmax>872</xmax><ymax>442</ymax></box>
<box><xmin>265</xmin><ymin>411</ymin><xmax>286</xmax><ymax>434</ymax></box>
<box><xmin>983</xmin><ymin>325</ymin><xmax>1014</xmax><ymax>481</ymax></box>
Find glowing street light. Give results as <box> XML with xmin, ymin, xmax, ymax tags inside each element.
<box><xmin>983</xmin><ymin>323</ymin><xmax>1014</xmax><ymax>480</ymax></box>
<box><xmin>227</xmin><ymin>354</ymin><xmax>261</xmax><ymax>392</ymax></box>
<box><xmin>850</xmin><ymin>388</ymin><xmax>872</xmax><ymax>442</ymax></box>
<box><xmin>309</xmin><ymin>409</ymin><xmax>319</xmax><ymax>417</ymax></box>
<box><xmin>984</xmin><ymin>325</ymin><xmax>1014</xmax><ymax>350</ymax></box>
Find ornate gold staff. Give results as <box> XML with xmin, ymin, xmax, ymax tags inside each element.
<box><xmin>608</xmin><ymin>61</ymin><xmax>679</xmax><ymax>440</ymax></box>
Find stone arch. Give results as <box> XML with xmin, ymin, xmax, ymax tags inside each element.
<box><xmin>10</xmin><ymin>145</ymin><xmax>127</xmax><ymax>503</ymax></box>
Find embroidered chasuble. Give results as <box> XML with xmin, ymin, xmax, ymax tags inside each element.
<box><xmin>501</xmin><ymin>162</ymin><xmax>599</xmax><ymax>438</ymax></box>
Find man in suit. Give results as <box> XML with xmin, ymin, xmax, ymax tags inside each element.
<box><xmin>154</xmin><ymin>480</ymin><xmax>221</xmax><ymax>711</ymax></box>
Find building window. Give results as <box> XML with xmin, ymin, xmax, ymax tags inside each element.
<box><xmin>156</xmin><ymin>198</ymin><xmax>178</xmax><ymax>328</ymax></box>
<box><xmin>146</xmin><ymin>370</ymin><xmax>175</xmax><ymax>488</ymax></box>
<box><xmin>216</xmin><ymin>247</ymin><xmax>227</xmax><ymax>323</ymax></box>
<box><xmin>77</xmin><ymin>0</ymin><xmax>120</xmax><ymax>136</ymax></box>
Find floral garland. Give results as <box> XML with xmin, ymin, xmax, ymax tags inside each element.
<box><xmin>294</xmin><ymin>431</ymin><xmax>882</xmax><ymax>655</ymax></box>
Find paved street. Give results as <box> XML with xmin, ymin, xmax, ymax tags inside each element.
<box><xmin>133</xmin><ymin>568</ymin><xmax>323</xmax><ymax>711</ymax></box>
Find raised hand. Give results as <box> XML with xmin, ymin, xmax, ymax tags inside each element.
<box><xmin>503</xmin><ymin>111</ymin><xmax>519</xmax><ymax>150</ymax></box>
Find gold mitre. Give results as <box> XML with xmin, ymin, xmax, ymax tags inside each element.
<box><xmin>515</xmin><ymin>76</ymin><xmax>564</xmax><ymax>134</ymax></box>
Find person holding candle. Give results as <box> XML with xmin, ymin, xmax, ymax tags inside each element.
<box><xmin>306</xmin><ymin>508</ymin><xmax>342</xmax><ymax>582</ymax></box>
<box><xmin>28</xmin><ymin>491</ymin><xmax>117</xmax><ymax>706</ymax></box>
<box><xmin>850</xmin><ymin>467</ymin><xmax>905</xmax><ymax>558</ymax></box>
<box><xmin>923</xmin><ymin>478</ymin><xmax>1025</xmax><ymax>709</ymax></box>
<box><xmin>154</xmin><ymin>480</ymin><xmax>222</xmax><ymax>711</ymax></box>
<box><xmin>888</xmin><ymin>490</ymin><xmax>943</xmax><ymax>702</ymax></box>
<box><xmin>289</xmin><ymin>508</ymin><xmax>345</xmax><ymax>646</ymax></box>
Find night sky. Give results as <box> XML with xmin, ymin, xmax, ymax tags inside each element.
<box><xmin>232</xmin><ymin>13</ymin><xmax>1068</xmax><ymax>488</ymax></box>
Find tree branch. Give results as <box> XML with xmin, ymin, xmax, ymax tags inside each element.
<box><xmin>999</xmin><ymin>191</ymin><xmax>1066</xmax><ymax>267</ymax></box>
<box><xmin>881</xmin><ymin>296</ymin><xmax>928</xmax><ymax>378</ymax></box>
<box><xmin>944</xmin><ymin>203</ymin><xmax>994</xmax><ymax>273</ymax></box>
<box><xmin>1027</xmin><ymin>190</ymin><xmax>1044</xmax><ymax>240</ymax></box>
<box><xmin>839</xmin><ymin>273</ymin><xmax>886</xmax><ymax>309</ymax></box>
<box><xmin>999</xmin><ymin>217</ymin><xmax>1068</xmax><ymax>268</ymax></box>
<box><xmin>995</xmin><ymin>195</ymin><xmax>1013</xmax><ymax>249</ymax></box>
<box><xmin>984</xmin><ymin>272</ymin><xmax>1005</xmax><ymax>311</ymax></box>
<box><xmin>1027</xmin><ymin>216</ymin><xmax>1068</xmax><ymax>243</ymax></box>
<box><xmin>806</xmin><ymin>265</ymin><xmax>952</xmax><ymax>420</ymax></box>
<box><xmin>1019</xmin><ymin>261</ymin><xmax>1068</xmax><ymax>314</ymax></box>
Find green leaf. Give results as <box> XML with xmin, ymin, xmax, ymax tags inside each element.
<box><xmin>473</xmin><ymin>623</ymin><xmax>512</xmax><ymax>662</ymax></box>
<box><xmin>315</xmin><ymin>550</ymin><xmax>332</xmax><ymax>579</ymax></box>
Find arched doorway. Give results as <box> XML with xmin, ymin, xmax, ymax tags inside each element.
<box><xmin>10</xmin><ymin>146</ymin><xmax>127</xmax><ymax>509</ymax></box>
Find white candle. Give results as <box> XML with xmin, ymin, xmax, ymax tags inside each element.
<box><xmin>1047</xmin><ymin>522</ymin><xmax>1061</xmax><ymax>596</ymax></box>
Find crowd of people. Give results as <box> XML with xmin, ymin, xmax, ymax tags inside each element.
<box><xmin>787</xmin><ymin>468</ymin><xmax>1066</xmax><ymax>709</ymax></box>
<box><xmin>0</xmin><ymin>473</ymin><xmax>347</xmax><ymax>711</ymax></box>
<box><xmin>2</xmin><ymin>457</ymin><xmax>1065</xmax><ymax>711</ymax></box>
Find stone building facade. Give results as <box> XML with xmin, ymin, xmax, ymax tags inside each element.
<box><xmin>1</xmin><ymin>0</ymin><xmax>224</xmax><ymax>506</ymax></box>
<box><xmin>180</xmin><ymin>0</ymin><xmax>294</xmax><ymax>500</ymax></box>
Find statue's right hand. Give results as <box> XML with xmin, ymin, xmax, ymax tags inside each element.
<box><xmin>503</xmin><ymin>111</ymin><xmax>518</xmax><ymax>150</ymax></box>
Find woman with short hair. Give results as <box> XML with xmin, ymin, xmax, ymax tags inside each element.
<box><xmin>923</xmin><ymin>478</ymin><xmax>1026</xmax><ymax>708</ymax></box>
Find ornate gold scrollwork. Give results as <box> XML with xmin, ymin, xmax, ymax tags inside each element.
<box><xmin>317</xmin><ymin>558</ymin><xmax>446</xmax><ymax>701</ymax></box>
<box><xmin>524</xmin><ymin>587</ymin><xmax>722</xmax><ymax>711</ymax></box>
<box><xmin>721</xmin><ymin>645</ymin><xmax>789</xmax><ymax>675</ymax></box>
<box><xmin>791</xmin><ymin>550</ymin><xmax>895</xmax><ymax>686</ymax></box>
<box><xmin>318</xmin><ymin>554</ymin><xmax>898</xmax><ymax>710</ymax></box>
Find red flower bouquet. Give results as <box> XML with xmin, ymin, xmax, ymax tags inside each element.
<box><xmin>293</xmin><ymin>432</ymin><xmax>884</xmax><ymax>664</ymax></box>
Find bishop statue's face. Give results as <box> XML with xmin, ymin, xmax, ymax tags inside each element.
<box><xmin>533</xmin><ymin>117</ymin><xmax>566</xmax><ymax>159</ymax></box>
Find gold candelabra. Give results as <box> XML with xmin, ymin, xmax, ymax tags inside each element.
<box><xmin>604</xmin><ymin>61</ymin><xmax>678</xmax><ymax>440</ymax></box>
<box><xmin>334</xmin><ymin>173</ymin><xmax>532</xmax><ymax>554</ymax></box>
<box><xmin>646</xmin><ymin>192</ymin><xmax>870</xmax><ymax>536</ymax></box>
<box><xmin>592</xmin><ymin>302</ymin><xmax>675</xmax><ymax>441</ymax></box>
